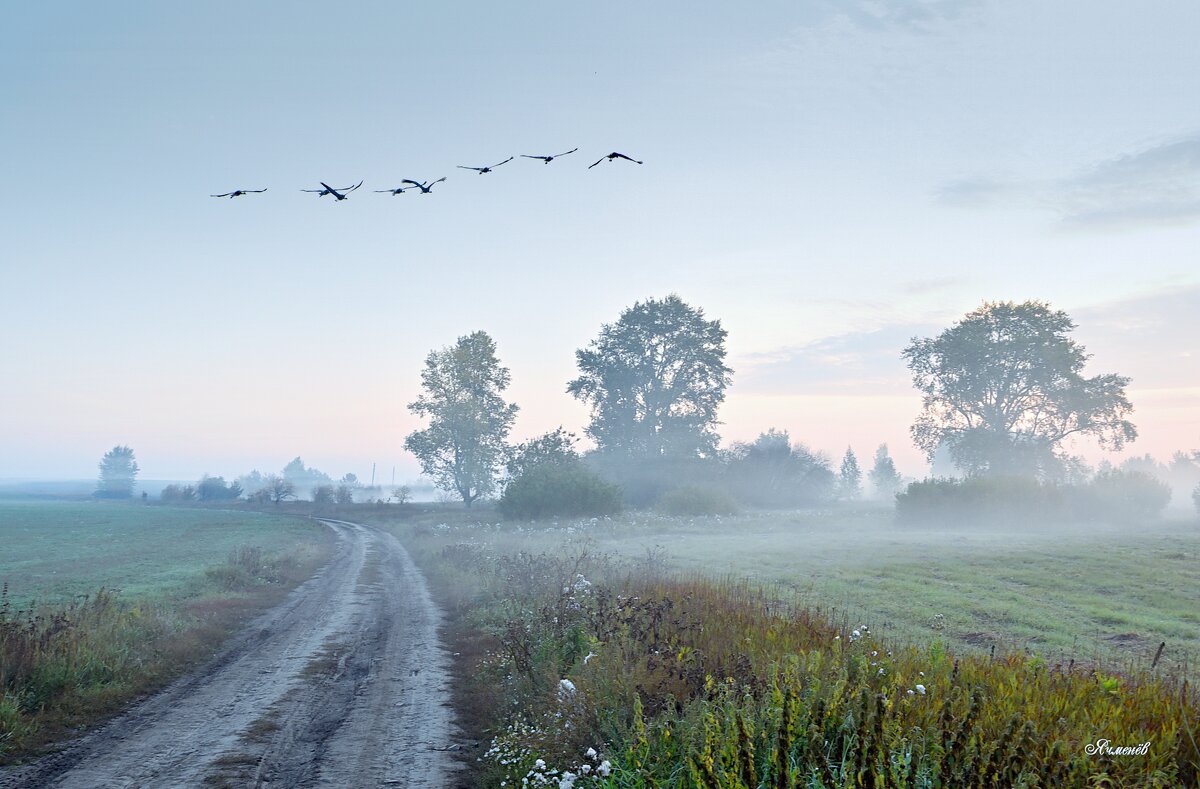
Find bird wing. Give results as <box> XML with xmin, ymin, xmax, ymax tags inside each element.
<box><xmin>374</xmin><ymin>189</ymin><xmax>394</xmax><ymax>193</ymax></box>
<box><xmin>554</xmin><ymin>148</ymin><xmax>578</xmax><ymax>157</ymax></box>
<box><xmin>520</xmin><ymin>154</ymin><xmax>547</xmax><ymax>160</ymax></box>
<box><xmin>344</xmin><ymin>180</ymin><xmax>363</xmax><ymax>193</ymax></box>
<box><xmin>457</xmin><ymin>165</ymin><xmax>482</xmax><ymax>171</ymax></box>
<box><xmin>588</xmin><ymin>156</ymin><xmax>605</xmax><ymax>169</ymax></box>
<box><xmin>400</xmin><ymin>179</ymin><xmax>423</xmax><ymax>188</ymax></box>
<box><xmin>320</xmin><ymin>182</ymin><xmax>344</xmax><ymax>198</ymax></box>
<box><xmin>301</xmin><ymin>188</ymin><xmax>325</xmax><ymax>192</ymax></box>
<box><xmin>613</xmin><ymin>153</ymin><xmax>642</xmax><ymax>163</ymax></box>
<box><xmin>211</xmin><ymin>192</ymin><xmax>234</xmax><ymax>197</ymax></box>
<box><xmin>246</xmin><ymin>188</ymin><xmax>267</xmax><ymax>193</ymax></box>
<box><xmin>492</xmin><ymin>157</ymin><xmax>514</xmax><ymax>168</ymax></box>
<box><xmin>432</xmin><ymin>177</ymin><xmax>446</xmax><ymax>185</ymax></box>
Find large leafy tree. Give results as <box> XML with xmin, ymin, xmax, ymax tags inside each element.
<box><xmin>97</xmin><ymin>445</ymin><xmax>139</xmax><ymax>498</ymax></box>
<box><xmin>567</xmin><ymin>295</ymin><xmax>731</xmax><ymax>459</ymax></box>
<box><xmin>903</xmin><ymin>301</ymin><xmax>1136</xmax><ymax>478</ymax></box>
<box><xmin>405</xmin><ymin>331</ymin><xmax>518</xmax><ymax>506</ymax></box>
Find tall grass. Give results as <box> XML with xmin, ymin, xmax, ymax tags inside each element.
<box><xmin>411</xmin><ymin>536</ymin><xmax>1200</xmax><ymax>788</ymax></box>
<box><xmin>0</xmin><ymin>545</ymin><xmax>316</xmax><ymax>759</ymax></box>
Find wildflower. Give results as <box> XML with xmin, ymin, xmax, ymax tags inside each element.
<box><xmin>915</xmin><ymin>684</ymin><xmax>926</xmax><ymax>694</ymax></box>
<box><xmin>585</xmin><ymin>747</ymin><xmax>598</xmax><ymax>759</ymax></box>
<box><xmin>535</xmin><ymin>759</ymin><xmax>547</xmax><ymax>770</ymax></box>
<box><xmin>597</xmin><ymin>760</ymin><xmax>612</xmax><ymax>777</ymax></box>
<box><xmin>559</xmin><ymin>679</ymin><xmax>577</xmax><ymax>697</ymax></box>
<box><xmin>878</xmin><ymin>668</ymin><xmax>885</xmax><ymax>676</ymax></box>
<box><xmin>907</xmin><ymin>689</ymin><xmax>915</xmax><ymax>696</ymax></box>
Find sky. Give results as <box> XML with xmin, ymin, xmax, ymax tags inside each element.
<box><xmin>1</xmin><ymin>1</ymin><xmax>1198</xmax><ymax>482</ymax></box>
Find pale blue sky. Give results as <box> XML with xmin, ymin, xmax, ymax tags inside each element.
<box><xmin>2</xmin><ymin>1</ymin><xmax>1198</xmax><ymax>481</ymax></box>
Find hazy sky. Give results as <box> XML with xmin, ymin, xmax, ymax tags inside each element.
<box><xmin>2</xmin><ymin>1</ymin><xmax>1198</xmax><ymax>481</ymax></box>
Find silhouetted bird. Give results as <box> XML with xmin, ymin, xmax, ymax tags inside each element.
<box><xmin>520</xmin><ymin>148</ymin><xmax>578</xmax><ymax>164</ymax></box>
<box><xmin>400</xmin><ymin>178</ymin><xmax>447</xmax><ymax>194</ymax></box>
<box><xmin>302</xmin><ymin>181</ymin><xmax>363</xmax><ymax>199</ymax></box>
<box><xmin>374</xmin><ymin>186</ymin><xmax>410</xmax><ymax>196</ymax></box>
<box><xmin>210</xmin><ymin>188</ymin><xmax>267</xmax><ymax>198</ymax></box>
<box><xmin>588</xmin><ymin>152</ymin><xmax>643</xmax><ymax>169</ymax></box>
<box><xmin>456</xmin><ymin>157</ymin><xmax>514</xmax><ymax>174</ymax></box>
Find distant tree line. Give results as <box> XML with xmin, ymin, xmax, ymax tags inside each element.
<box><xmin>402</xmin><ymin>294</ymin><xmax>1199</xmax><ymax>522</ymax></box>
<box><xmin>403</xmin><ymin>296</ymin><xmax>911</xmax><ymax>518</ymax></box>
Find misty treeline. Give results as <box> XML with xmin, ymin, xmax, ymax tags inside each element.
<box><xmin>401</xmin><ymin>295</ymin><xmax>1200</xmax><ymax>520</ymax></box>
<box><xmin>97</xmin><ymin>450</ymin><xmax>403</xmax><ymax>506</ymax></box>
<box><xmin>159</xmin><ymin>458</ymin><xmax>394</xmax><ymax>506</ymax></box>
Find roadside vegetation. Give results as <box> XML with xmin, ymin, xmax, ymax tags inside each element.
<box><xmin>389</xmin><ymin>509</ymin><xmax>1199</xmax><ymax>787</ymax></box>
<box><xmin>0</xmin><ymin>501</ymin><xmax>329</xmax><ymax>761</ymax></box>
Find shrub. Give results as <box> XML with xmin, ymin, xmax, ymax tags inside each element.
<box><xmin>160</xmin><ymin>484</ymin><xmax>196</xmax><ymax>503</ymax></box>
<box><xmin>895</xmin><ymin>476</ymin><xmax>1060</xmax><ymax>523</ymax></box>
<box><xmin>1085</xmin><ymin>469</ymin><xmax>1171</xmax><ymax>522</ymax></box>
<box><xmin>499</xmin><ymin>462</ymin><xmax>622</xmax><ymax>520</ymax></box>
<box><xmin>196</xmin><ymin>476</ymin><xmax>242</xmax><ymax>502</ymax></box>
<box><xmin>656</xmin><ymin>485</ymin><xmax>739</xmax><ymax>516</ymax></box>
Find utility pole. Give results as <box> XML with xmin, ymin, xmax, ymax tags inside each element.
<box><xmin>391</xmin><ymin>466</ymin><xmax>395</xmax><ymax>486</ymax></box>
<box><xmin>371</xmin><ymin>462</ymin><xmax>376</xmax><ymax>488</ymax></box>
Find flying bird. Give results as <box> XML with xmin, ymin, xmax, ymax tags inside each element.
<box><xmin>400</xmin><ymin>178</ymin><xmax>447</xmax><ymax>194</ymax></box>
<box><xmin>588</xmin><ymin>152</ymin><xmax>643</xmax><ymax>169</ymax></box>
<box><xmin>374</xmin><ymin>186</ymin><xmax>411</xmax><ymax>196</ymax></box>
<box><xmin>456</xmin><ymin>157</ymin><xmax>514</xmax><ymax>174</ymax></box>
<box><xmin>520</xmin><ymin>148</ymin><xmax>578</xmax><ymax>164</ymax></box>
<box><xmin>302</xmin><ymin>180</ymin><xmax>363</xmax><ymax>201</ymax></box>
<box><xmin>210</xmin><ymin>188</ymin><xmax>267</xmax><ymax>198</ymax></box>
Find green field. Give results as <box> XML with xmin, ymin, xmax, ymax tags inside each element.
<box><xmin>0</xmin><ymin>501</ymin><xmax>325</xmax><ymax>606</ymax></box>
<box><xmin>0</xmin><ymin>499</ymin><xmax>330</xmax><ymax>759</ymax></box>
<box><xmin>393</xmin><ymin>506</ymin><xmax>1200</xmax><ymax>670</ymax></box>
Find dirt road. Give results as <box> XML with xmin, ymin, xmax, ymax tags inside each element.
<box><xmin>1</xmin><ymin>520</ymin><xmax>461</xmax><ymax>788</ymax></box>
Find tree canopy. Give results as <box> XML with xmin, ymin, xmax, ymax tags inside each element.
<box><xmin>404</xmin><ymin>331</ymin><xmax>518</xmax><ymax>506</ymax></box>
<box><xmin>567</xmin><ymin>295</ymin><xmax>731</xmax><ymax>459</ymax></box>
<box><xmin>903</xmin><ymin>301</ymin><xmax>1136</xmax><ymax>478</ymax></box>
<box><xmin>97</xmin><ymin>445</ymin><xmax>139</xmax><ymax>498</ymax></box>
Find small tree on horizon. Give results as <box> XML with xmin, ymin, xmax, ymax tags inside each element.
<box><xmin>264</xmin><ymin>474</ymin><xmax>295</xmax><ymax>505</ymax></box>
<box><xmin>97</xmin><ymin>445</ymin><xmax>139</xmax><ymax>498</ymax></box>
<box><xmin>838</xmin><ymin>447</ymin><xmax>862</xmax><ymax>501</ymax></box>
<box><xmin>404</xmin><ymin>331</ymin><xmax>518</xmax><ymax>507</ymax></box>
<box><xmin>868</xmin><ymin>444</ymin><xmax>903</xmax><ymax>500</ymax></box>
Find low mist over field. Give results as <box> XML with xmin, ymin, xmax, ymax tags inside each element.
<box><xmin>3</xmin><ymin>2</ymin><xmax>1199</xmax><ymax>786</ymax></box>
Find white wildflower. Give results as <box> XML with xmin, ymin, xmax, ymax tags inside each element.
<box><xmin>585</xmin><ymin>747</ymin><xmax>597</xmax><ymax>759</ymax></box>
<box><xmin>559</xmin><ymin>678</ymin><xmax>577</xmax><ymax>697</ymax></box>
<box><xmin>916</xmin><ymin>684</ymin><xmax>926</xmax><ymax>694</ymax></box>
<box><xmin>597</xmin><ymin>760</ymin><xmax>612</xmax><ymax>777</ymax></box>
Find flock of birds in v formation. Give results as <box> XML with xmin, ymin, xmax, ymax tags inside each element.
<box><xmin>210</xmin><ymin>149</ymin><xmax>643</xmax><ymax>199</ymax></box>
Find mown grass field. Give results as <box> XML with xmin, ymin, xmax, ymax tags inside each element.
<box><xmin>0</xmin><ymin>500</ymin><xmax>324</xmax><ymax>606</ymax></box>
<box><xmin>0</xmin><ymin>500</ymin><xmax>331</xmax><ymax>760</ymax></box>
